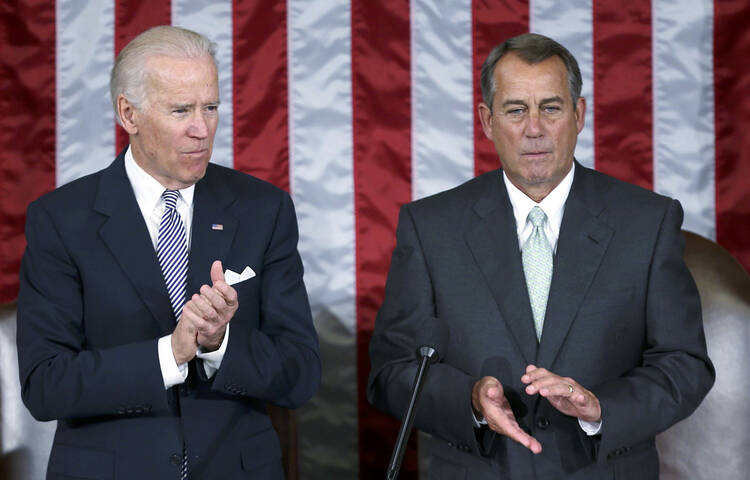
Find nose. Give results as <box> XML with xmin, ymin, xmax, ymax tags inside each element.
<box><xmin>524</xmin><ymin>110</ymin><xmax>543</xmax><ymax>137</ymax></box>
<box><xmin>187</xmin><ymin>112</ymin><xmax>209</xmax><ymax>139</ymax></box>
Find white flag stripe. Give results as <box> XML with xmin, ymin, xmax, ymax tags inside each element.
<box><xmin>410</xmin><ymin>0</ymin><xmax>474</xmax><ymax>200</ymax></box>
<box><xmin>56</xmin><ymin>0</ymin><xmax>115</xmax><ymax>187</ymax></box>
<box><xmin>652</xmin><ymin>0</ymin><xmax>716</xmax><ymax>239</ymax></box>
<box><xmin>172</xmin><ymin>0</ymin><xmax>234</xmax><ymax>168</ymax></box>
<box><xmin>287</xmin><ymin>0</ymin><xmax>358</xmax><ymax>478</ymax></box>
<box><xmin>530</xmin><ymin>0</ymin><xmax>595</xmax><ymax>169</ymax></box>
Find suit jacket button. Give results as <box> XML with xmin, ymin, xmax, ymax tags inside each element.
<box><xmin>447</xmin><ymin>441</ymin><xmax>455</xmax><ymax>448</ymax></box>
<box><xmin>536</xmin><ymin>417</ymin><xmax>550</xmax><ymax>429</ymax></box>
<box><xmin>169</xmin><ymin>453</ymin><xmax>182</xmax><ymax>465</ymax></box>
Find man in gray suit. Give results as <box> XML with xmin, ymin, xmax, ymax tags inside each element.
<box><xmin>368</xmin><ymin>33</ymin><xmax>714</xmax><ymax>479</ymax></box>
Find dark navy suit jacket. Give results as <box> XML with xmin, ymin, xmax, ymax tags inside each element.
<box><xmin>368</xmin><ymin>163</ymin><xmax>714</xmax><ymax>479</ymax></box>
<box><xmin>17</xmin><ymin>150</ymin><xmax>321</xmax><ymax>479</ymax></box>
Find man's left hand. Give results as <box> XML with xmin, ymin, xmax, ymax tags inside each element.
<box><xmin>521</xmin><ymin>365</ymin><xmax>601</xmax><ymax>423</ymax></box>
<box><xmin>181</xmin><ymin>260</ymin><xmax>238</xmax><ymax>351</ymax></box>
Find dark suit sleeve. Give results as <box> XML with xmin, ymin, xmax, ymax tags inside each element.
<box><xmin>17</xmin><ymin>201</ymin><xmax>170</xmax><ymax>421</ymax></box>
<box><xmin>211</xmin><ymin>191</ymin><xmax>321</xmax><ymax>408</ymax></box>
<box><xmin>368</xmin><ymin>204</ymin><xmax>484</xmax><ymax>454</ymax></box>
<box><xmin>591</xmin><ymin>199</ymin><xmax>715</xmax><ymax>461</ymax></box>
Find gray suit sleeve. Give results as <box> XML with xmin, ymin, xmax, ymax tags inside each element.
<box><xmin>591</xmin><ymin>199</ymin><xmax>715</xmax><ymax>461</ymax></box>
<box><xmin>368</xmin><ymin>204</ymin><xmax>486</xmax><ymax>455</ymax></box>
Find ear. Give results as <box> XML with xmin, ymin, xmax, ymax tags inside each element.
<box><xmin>117</xmin><ymin>95</ymin><xmax>139</xmax><ymax>135</ymax></box>
<box><xmin>478</xmin><ymin>102</ymin><xmax>493</xmax><ymax>140</ymax></box>
<box><xmin>574</xmin><ymin>96</ymin><xmax>586</xmax><ymax>134</ymax></box>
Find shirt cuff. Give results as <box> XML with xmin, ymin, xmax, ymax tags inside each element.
<box><xmin>578</xmin><ymin>418</ymin><xmax>602</xmax><ymax>436</ymax></box>
<box><xmin>472</xmin><ymin>408</ymin><xmax>488</xmax><ymax>429</ymax></box>
<box><xmin>158</xmin><ymin>335</ymin><xmax>188</xmax><ymax>389</ymax></box>
<box><xmin>196</xmin><ymin>324</ymin><xmax>230</xmax><ymax>379</ymax></box>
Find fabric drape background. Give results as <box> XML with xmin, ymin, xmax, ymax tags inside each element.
<box><xmin>1</xmin><ymin>1</ymin><xmax>747</xmax><ymax>478</ymax></box>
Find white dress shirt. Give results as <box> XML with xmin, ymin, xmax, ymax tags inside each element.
<box><xmin>124</xmin><ymin>147</ymin><xmax>229</xmax><ymax>389</ymax></box>
<box><xmin>473</xmin><ymin>163</ymin><xmax>601</xmax><ymax>435</ymax></box>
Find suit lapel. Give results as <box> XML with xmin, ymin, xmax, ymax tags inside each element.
<box><xmin>464</xmin><ymin>174</ymin><xmax>538</xmax><ymax>365</ymax></box>
<box><xmin>187</xmin><ymin>168</ymin><xmax>239</xmax><ymax>296</ymax></box>
<box><xmin>537</xmin><ymin>165</ymin><xmax>613</xmax><ymax>368</ymax></box>
<box><xmin>94</xmin><ymin>155</ymin><xmax>176</xmax><ymax>334</ymax></box>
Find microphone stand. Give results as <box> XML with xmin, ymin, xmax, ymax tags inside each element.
<box><xmin>386</xmin><ymin>346</ymin><xmax>437</xmax><ymax>480</ymax></box>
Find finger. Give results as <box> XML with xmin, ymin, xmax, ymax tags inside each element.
<box><xmin>522</xmin><ymin>367</ymin><xmax>552</xmax><ymax>384</ymax></box>
<box><xmin>199</xmin><ymin>285</ymin><xmax>228</xmax><ymax>313</ymax></box>
<box><xmin>183</xmin><ymin>308</ymin><xmax>215</xmax><ymax>336</ymax></box>
<box><xmin>212</xmin><ymin>281</ymin><xmax>238</xmax><ymax>307</ymax></box>
<box><xmin>492</xmin><ymin>415</ymin><xmax>542</xmax><ymax>454</ymax></box>
<box><xmin>537</xmin><ymin>382</ymin><xmax>581</xmax><ymax>398</ymax></box>
<box><xmin>525</xmin><ymin>376</ymin><xmax>570</xmax><ymax>396</ymax></box>
<box><xmin>484</xmin><ymin>385</ymin><xmax>502</xmax><ymax>402</ymax></box>
<box><xmin>210</xmin><ymin>260</ymin><xmax>224</xmax><ymax>285</ymax></box>
<box><xmin>191</xmin><ymin>292</ymin><xmax>220</xmax><ymax>322</ymax></box>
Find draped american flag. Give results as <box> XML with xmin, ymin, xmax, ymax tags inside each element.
<box><xmin>1</xmin><ymin>1</ymin><xmax>748</xmax><ymax>478</ymax></box>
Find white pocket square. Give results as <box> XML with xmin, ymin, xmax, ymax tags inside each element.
<box><xmin>224</xmin><ymin>266</ymin><xmax>256</xmax><ymax>286</ymax></box>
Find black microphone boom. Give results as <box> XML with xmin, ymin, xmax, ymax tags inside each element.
<box><xmin>386</xmin><ymin>317</ymin><xmax>447</xmax><ymax>480</ymax></box>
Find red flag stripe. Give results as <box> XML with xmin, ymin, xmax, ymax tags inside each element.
<box><xmin>592</xmin><ymin>0</ymin><xmax>653</xmax><ymax>189</ymax></box>
<box><xmin>114</xmin><ymin>0</ymin><xmax>171</xmax><ymax>154</ymax></box>
<box><xmin>472</xmin><ymin>0</ymin><xmax>529</xmax><ymax>176</ymax></box>
<box><xmin>231</xmin><ymin>0</ymin><xmax>290</xmax><ymax>190</ymax></box>
<box><xmin>714</xmin><ymin>0</ymin><xmax>750</xmax><ymax>273</ymax></box>
<box><xmin>351</xmin><ymin>0</ymin><xmax>414</xmax><ymax>477</ymax></box>
<box><xmin>0</xmin><ymin>0</ymin><xmax>56</xmax><ymax>303</ymax></box>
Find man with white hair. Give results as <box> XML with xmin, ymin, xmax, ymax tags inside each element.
<box><xmin>17</xmin><ymin>26</ymin><xmax>320</xmax><ymax>479</ymax></box>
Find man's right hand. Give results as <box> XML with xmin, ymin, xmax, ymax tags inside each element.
<box><xmin>171</xmin><ymin>316</ymin><xmax>199</xmax><ymax>365</ymax></box>
<box><xmin>472</xmin><ymin>376</ymin><xmax>542</xmax><ymax>454</ymax></box>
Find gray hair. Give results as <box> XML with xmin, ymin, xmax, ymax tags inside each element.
<box><xmin>110</xmin><ymin>25</ymin><xmax>217</xmax><ymax>124</ymax></box>
<box><xmin>480</xmin><ymin>33</ymin><xmax>582</xmax><ymax>111</ymax></box>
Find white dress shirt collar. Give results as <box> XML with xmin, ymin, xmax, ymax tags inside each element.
<box><xmin>503</xmin><ymin>162</ymin><xmax>575</xmax><ymax>251</ymax></box>
<box><xmin>124</xmin><ymin>146</ymin><xmax>195</xmax><ymax>210</ymax></box>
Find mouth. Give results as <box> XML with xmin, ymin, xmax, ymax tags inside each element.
<box><xmin>181</xmin><ymin>149</ymin><xmax>209</xmax><ymax>157</ymax></box>
<box><xmin>521</xmin><ymin>151</ymin><xmax>550</xmax><ymax>158</ymax></box>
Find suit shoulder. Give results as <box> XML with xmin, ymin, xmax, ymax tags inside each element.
<box><xmin>584</xmin><ymin>166</ymin><xmax>674</xmax><ymax>210</ymax></box>
<box><xmin>406</xmin><ymin>169</ymin><xmax>500</xmax><ymax>217</ymax></box>
<box><xmin>30</xmin><ymin>168</ymin><xmax>104</xmax><ymax>216</ymax></box>
<box><xmin>204</xmin><ymin>163</ymin><xmax>288</xmax><ymax>201</ymax></box>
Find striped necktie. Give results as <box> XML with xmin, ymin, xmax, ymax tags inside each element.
<box><xmin>522</xmin><ymin>206</ymin><xmax>553</xmax><ymax>340</ymax></box>
<box><xmin>157</xmin><ymin>190</ymin><xmax>189</xmax><ymax>479</ymax></box>
<box><xmin>156</xmin><ymin>189</ymin><xmax>188</xmax><ymax>320</ymax></box>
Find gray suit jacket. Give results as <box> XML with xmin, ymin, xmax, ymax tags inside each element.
<box><xmin>368</xmin><ymin>163</ymin><xmax>714</xmax><ymax>479</ymax></box>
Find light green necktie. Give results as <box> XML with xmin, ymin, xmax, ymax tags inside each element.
<box><xmin>522</xmin><ymin>206</ymin><xmax>553</xmax><ymax>340</ymax></box>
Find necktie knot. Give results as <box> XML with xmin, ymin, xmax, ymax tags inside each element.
<box><xmin>527</xmin><ymin>206</ymin><xmax>547</xmax><ymax>228</ymax></box>
<box><xmin>162</xmin><ymin>189</ymin><xmax>180</xmax><ymax>211</ymax></box>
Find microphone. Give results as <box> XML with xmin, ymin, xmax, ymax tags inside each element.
<box><xmin>386</xmin><ymin>317</ymin><xmax>449</xmax><ymax>480</ymax></box>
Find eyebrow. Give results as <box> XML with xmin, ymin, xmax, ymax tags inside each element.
<box><xmin>501</xmin><ymin>96</ymin><xmax>564</xmax><ymax>109</ymax></box>
<box><xmin>539</xmin><ymin>96</ymin><xmax>564</xmax><ymax>105</ymax></box>
<box><xmin>168</xmin><ymin>100</ymin><xmax>221</xmax><ymax>109</ymax></box>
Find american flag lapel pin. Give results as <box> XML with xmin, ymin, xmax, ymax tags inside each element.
<box><xmin>211</xmin><ymin>223</ymin><xmax>224</xmax><ymax>231</ymax></box>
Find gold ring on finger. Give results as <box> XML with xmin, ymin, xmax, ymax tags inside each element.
<box><xmin>567</xmin><ymin>384</ymin><xmax>574</xmax><ymax>394</ymax></box>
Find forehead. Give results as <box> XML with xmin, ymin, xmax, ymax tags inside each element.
<box><xmin>144</xmin><ymin>54</ymin><xmax>218</xmax><ymax>100</ymax></box>
<box><xmin>492</xmin><ymin>53</ymin><xmax>569</xmax><ymax>102</ymax></box>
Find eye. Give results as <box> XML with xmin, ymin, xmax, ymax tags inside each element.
<box><xmin>506</xmin><ymin>108</ymin><xmax>525</xmax><ymax>116</ymax></box>
<box><xmin>543</xmin><ymin>105</ymin><xmax>561</xmax><ymax>113</ymax></box>
<box><xmin>172</xmin><ymin>108</ymin><xmax>188</xmax><ymax>115</ymax></box>
<box><xmin>205</xmin><ymin>105</ymin><xmax>219</xmax><ymax>113</ymax></box>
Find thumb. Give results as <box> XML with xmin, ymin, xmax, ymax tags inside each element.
<box><xmin>210</xmin><ymin>260</ymin><xmax>224</xmax><ymax>285</ymax></box>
